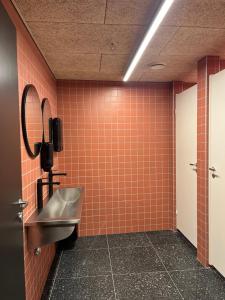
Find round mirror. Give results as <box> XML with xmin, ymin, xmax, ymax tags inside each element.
<box><xmin>41</xmin><ymin>98</ymin><xmax>52</xmax><ymax>143</ymax></box>
<box><xmin>21</xmin><ymin>84</ymin><xmax>42</xmax><ymax>158</ymax></box>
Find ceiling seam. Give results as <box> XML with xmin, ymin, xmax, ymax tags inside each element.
<box><xmin>25</xmin><ymin>21</ymin><xmax>225</xmax><ymax>30</ymax></box>
<box><xmin>158</xmin><ymin>26</ymin><xmax>180</xmax><ymax>56</ymax></box>
<box><xmin>161</xmin><ymin>25</ymin><xmax>225</xmax><ymax>30</ymax></box>
<box><xmin>99</xmin><ymin>54</ymin><xmax>103</xmax><ymax>72</ymax></box>
<box><xmin>26</xmin><ymin>21</ymin><xmax>148</xmax><ymax>26</ymax></box>
<box><xmin>103</xmin><ymin>0</ymin><xmax>108</xmax><ymax>24</ymax></box>
<box><xmin>45</xmin><ymin>53</ymin><xmax>129</xmax><ymax>56</ymax></box>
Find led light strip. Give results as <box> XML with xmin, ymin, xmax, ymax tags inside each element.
<box><xmin>123</xmin><ymin>0</ymin><xmax>174</xmax><ymax>82</ymax></box>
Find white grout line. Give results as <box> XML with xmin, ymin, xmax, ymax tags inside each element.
<box><xmin>49</xmin><ymin>250</ymin><xmax>63</xmax><ymax>300</ymax></box>
<box><xmin>170</xmin><ymin>267</ymin><xmax>207</xmax><ymax>273</ymax></box>
<box><xmin>56</xmin><ymin>273</ymin><xmax>115</xmax><ymax>280</ymax></box>
<box><xmin>65</xmin><ymin>246</ymin><xmax>108</xmax><ymax>251</ymax></box>
<box><xmin>74</xmin><ymin>245</ymin><xmax>154</xmax><ymax>250</ymax></box>
<box><xmin>56</xmin><ymin>270</ymin><xmax>169</xmax><ymax>280</ymax></box>
<box><xmin>106</xmin><ymin>234</ymin><xmax>118</xmax><ymax>300</ymax></box>
<box><xmin>55</xmin><ymin>266</ymin><xmax>206</xmax><ymax>281</ymax></box>
<box><xmin>145</xmin><ymin>233</ymin><xmax>184</xmax><ymax>300</ymax></box>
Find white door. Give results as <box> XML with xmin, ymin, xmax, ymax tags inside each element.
<box><xmin>176</xmin><ymin>85</ymin><xmax>197</xmax><ymax>246</ymax></box>
<box><xmin>209</xmin><ymin>69</ymin><xmax>225</xmax><ymax>277</ymax></box>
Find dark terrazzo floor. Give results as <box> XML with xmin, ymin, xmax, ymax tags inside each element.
<box><xmin>41</xmin><ymin>230</ymin><xmax>225</xmax><ymax>300</ymax></box>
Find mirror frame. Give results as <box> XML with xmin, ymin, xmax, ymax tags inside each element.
<box><xmin>41</xmin><ymin>98</ymin><xmax>53</xmax><ymax>143</ymax></box>
<box><xmin>21</xmin><ymin>84</ymin><xmax>42</xmax><ymax>159</ymax></box>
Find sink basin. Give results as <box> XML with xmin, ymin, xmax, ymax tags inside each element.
<box><xmin>25</xmin><ymin>187</ymin><xmax>84</xmax><ymax>249</ymax></box>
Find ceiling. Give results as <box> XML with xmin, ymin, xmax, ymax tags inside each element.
<box><xmin>12</xmin><ymin>0</ymin><xmax>225</xmax><ymax>82</ymax></box>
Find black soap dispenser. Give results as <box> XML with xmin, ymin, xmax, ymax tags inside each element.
<box><xmin>52</xmin><ymin>118</ymin><xmax>63</xmax><ymax>152</ymax></box>
<box><xmin>40</xmin><ymin>142</ymin><xmax>53</xmax><ymax>172</ymax></box>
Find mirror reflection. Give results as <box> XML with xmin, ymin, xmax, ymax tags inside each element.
<box><xmin>42</xmin><ymin>98</ymin><xmax>52</xmax><ymax>143</ymax></box>
<box><xmin>21</xmin><ymin>84</ymin><xmax>42</xmax><ymax>158</ymax></box>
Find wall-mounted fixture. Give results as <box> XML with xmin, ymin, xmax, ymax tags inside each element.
<box><xmin>52</xmin><ymin>117</ymin><xmax>63</xmax><ymax>152</ymax></box>
<box><xmin>36</xmin><ymin>170</ymin><xmax>67</xmax><ymax>209</ymax></box>
<box><xmin>25</xmin><ymin>187</ymin><xmax>84</xmax><ymax>251</ymax></box>
<box><xmin>40</xmin><ymin>142</ymin><xmax>54</xmax><ymax>172</ymax></box>
<box><xmin>48</xmin><ymin>170</ymin><xmax>67</xmax><ymax>198</ymax></box>
<box><xmin>22</xmin><ymin>90</ymin><xmax>64</xmax><ymax>163</ymax></box>
<box><xmin>41</xmin><ymin>98</ymin><xmax>52</xmax><ymax>143</ymax></box>
<box><xmin>37</xmin><ymin>178</ymin><xmax>60</xmax><ymax>210</ymax></box>
<box><xmin>123</xmin><ymin>0</ymin><xmax>174</xmax><ymax>81</ymax></box>
<box><xmin>21</xmin><ymin>84</ymin><xmax>42</xmax><ymax>158</ymax></box>
<box><xmin>40</xmin><ymin>98</ymin><xmax>54</xmax><ymax>171</ymax></box>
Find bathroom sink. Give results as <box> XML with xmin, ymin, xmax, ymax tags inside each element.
<box><xmin>25</xmin><ymin>187</ymin><xmax>84</xmax><ymax>249</ymax></box>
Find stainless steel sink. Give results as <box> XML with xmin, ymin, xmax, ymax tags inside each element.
<box><xmin>25</xmin><ymin>187</ymin><xmax>84</xmax><ymax>250</ymax></box>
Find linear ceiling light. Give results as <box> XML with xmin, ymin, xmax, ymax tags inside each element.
<box><xmin>123</xmin><ymin>0</ymin><xmax>174</xmax><ymax>82</ymax></box>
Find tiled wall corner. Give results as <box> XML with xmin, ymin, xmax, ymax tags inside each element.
<box><xmin>197</xmin><ymin>56</ymin><xmax>220</xmax><ymax>266</ymax></box>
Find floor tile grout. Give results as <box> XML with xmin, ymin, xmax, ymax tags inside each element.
<box><xmin>112</xmin><ymin>270</ymin><xmax>168</xmax><ymax>276</ymax></box>
<box><xmin>65</xmin><ymin>245</ymin><xmax>159</xmax><ymax>251</ymax></box>
<box><xmin>55</xmin><ymin>274</ymin><xmax>116</xmax><ymax>280</ymax></box>
<box><xmin>106</xmin><ymin>234</ymin><xmax>117</xmax><ymax>300</ymax></box>
<box><xmin>53</xmin><ymin>266</ymin><xmax>207</xmax><ymax>281</ymax></box>
<box><xmin>63</xmin><ymin>247</ymin><xmax>108</xmax><ymax>251</ymax></box>
<box><xmin>169</xmin><ymin>267</ymin><xmax>207</xmax><ymax>273</ymax></box>
<box><xmin>108</xmin><ymin>245</ymin><xmax>152</xmax><ymax>249</ymax></box>
<box><xmin>55</xmin><ymin>270</ymin><xmax>171</xmax><ymax>280</ymax></box>
<box><xmin>145</xmin><ymin>232</ymin><xmax>185</xmax><ymax>300</ymax></box>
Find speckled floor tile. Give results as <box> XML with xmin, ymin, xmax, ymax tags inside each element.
<box><xmin>43</xmin><ymin>231</ymin><xmax>225</xmax><ymax>300</ymax></box>
<box><xmin>155</xmin><ymin>242</ymin><xmax>202</xmax><ymax>271</ymax></box>
<box><xmin>170</xmin><ymin>269</ymin><xmax>225</xmax><ymax>299</ymax></box>
<box><xmin>51</xmin><ymin>276</ymin><xmax>115</xmax><ymax>300</ymax></box>
<box><xmin>72</xmin><ymin>235</ymin><xmax>108</xmax><ymax>250</ymax></box>
<box><xmin>107</xmin><ymin>232</ymin><xmax>150</xmax><ymax>248</ymax></box>
<box><xmin>110</xmin><ymin>246</ymin><xmax>165</xmax><ymax>274</ymax></box>
<box><xmin>114</xmin><ymin>272</ymin><xmax>182</xmax><ymax>300</ymax></box>
<box><xmin>56</xmin><ymin>249</ymin><xmax>111</xmax><ymax>278</ymax></box>
<box><xmin>146</xmin><ymin>230</ymin><xmax>190</xmax><ymax>247</ymax></box>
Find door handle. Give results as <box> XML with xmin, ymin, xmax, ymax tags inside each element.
<box><xmin>12</xmin><ymin>199</ymin><xmax>28</xmax><ymax>210</ymax></box>
<box><xmin>209</xmin><ymin>166</ymin><xmax>219</xmax><ymax>179</ymax></box>
<box><xmin>17</xmin><ymin>212</ymin><xmax>23</xmax><ymax>222</ymax></box>
<box><xmin>189</xmin><ymin>163</ymin><xmax>197</xmax><ymax>172</ymax></box>
<box><xmin>212</xmin><ymin>173</ymin><xmax>219</xmax><ymax>179</ymax></box>
<box><xmin>209</xmin><ymin>166</ymin><xmax>216</xmax><ymax>172</ymax></box>
<box><xmin>189</xmin><ymin>163</ymin><xmax>197</xmax><ymax>167</ymax></box>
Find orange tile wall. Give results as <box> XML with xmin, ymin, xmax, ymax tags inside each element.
<box><xmin>197</xmin><ymin>56</ymin><xmax>224</xmax><ymax>266</ymax></box>
<box><xmin>19</xmin><ymin>32</ymin><xmax>57</xmax><ymax>300</ymax></box>
<box><xmin>1</xmin><ymin>1</ymin><xmax>57</xmax><ymax>299</ymax></box>
<box><xmin>57</xmin><ymin>80</ymin><xmax>174</xmax><ymax>236</ymax></box>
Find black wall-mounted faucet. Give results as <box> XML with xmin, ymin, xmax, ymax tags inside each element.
<box><xmin>48</xmin><ymin>170</ymin><xmax>67</xmax><ymax>198</ymax></box>
<box><xmin>37</xmin><ymin>178</ymin><xmax>60</xmax><ymax>210</ymax></box>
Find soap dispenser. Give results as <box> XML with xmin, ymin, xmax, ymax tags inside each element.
<box><xmin>40</xmin><ymin>142</ymin><xmax>53</xmax><ymax>172</ymax></box>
